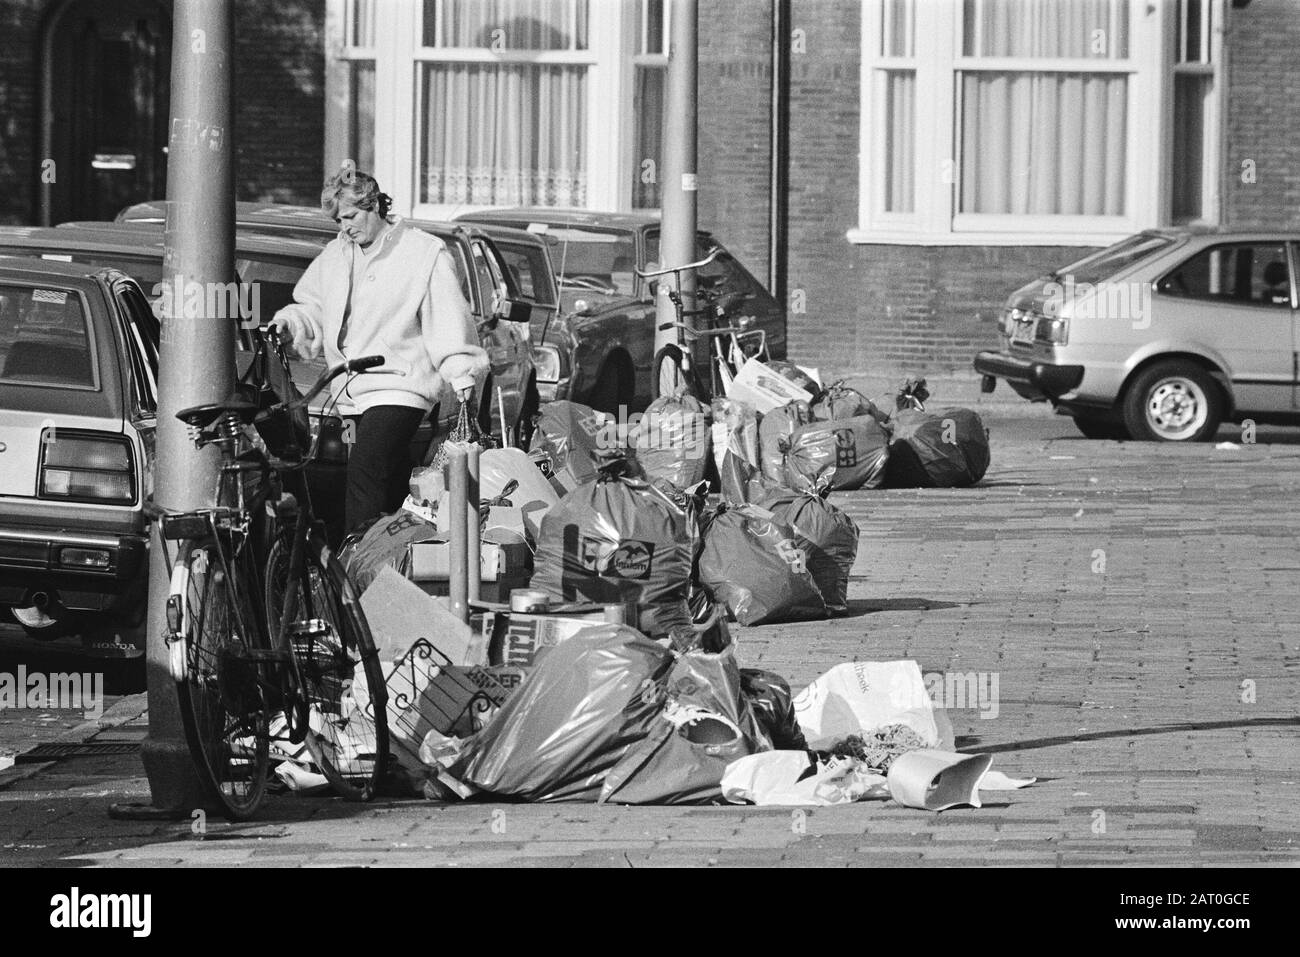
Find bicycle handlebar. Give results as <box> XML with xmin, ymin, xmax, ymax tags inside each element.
<box><xmin>346</xmin><ymin>355</ymin><xmax>386</xmax><ymax>373</ymax></box>
<box><xmin>283</xmin><ymin>354</ymin><xmax>387</xmax><ymax>413</ymax></box>
<box><xmin>634</xmin><ymin>247</ymin><xmax>723</xmax><ymax>279</ymax></box>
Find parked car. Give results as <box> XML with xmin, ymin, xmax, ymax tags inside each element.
<box><xmin>974</xmin><ymin>228</ymin><xmax>1300</xmax><ymax>441</ymax></box>
<box><xmin>0</xmin><ymin>259</ymin><xmax>156</xmax><ymax>658</ymax></box>
<box><xmin>453</xmin><ymin>208</ymin><xmax>787</xmax><ymax>413</ymax></box>
<box><xmin>108</xmin><ymin>203</ymin><xmax>544</xmax><ymax>439</ymax></box>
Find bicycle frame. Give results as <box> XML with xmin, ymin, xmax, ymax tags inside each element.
<box><xmin>161</xmin><ymin>328</ymin><xmax>382</xmax><ymax>746</ymax></box>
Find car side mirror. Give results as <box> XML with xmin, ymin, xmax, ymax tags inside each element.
<box><xmin>505</xmin><ymin>299</ymin><xmax>533</xmax><ymax>324</ymax></box>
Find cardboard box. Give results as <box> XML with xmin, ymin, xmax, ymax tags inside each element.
<box><xmin>360</xmin><ymin>566</ymin><xmax>474</xmax><ymax>665</ymax></box>
<box><xmin>407</xmin><ymin>540</ymin><xmax>532</xmax><ymax>602</ymax></box>
<box><xmin>728</xmin><ymin>357</ymin><xmax>814</xmax><ymax>414</ymax></box>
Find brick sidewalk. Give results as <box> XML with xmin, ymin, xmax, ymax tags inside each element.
<box><xmin>3</xmin><ymin>425</ymin><xmax>1298</xmax><ymax>867</ymax></box>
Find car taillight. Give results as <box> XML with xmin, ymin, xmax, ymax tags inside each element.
<box><xmin>40</xmin><ymin>431</ymin><xmax>135</xmax><ymax>503</ymax></box>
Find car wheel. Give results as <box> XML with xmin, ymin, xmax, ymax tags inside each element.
<box><xmin>1072</xmin><ymin>415</ymin><xmax>1130</xmax><ymax>440</ymax></box>
<box><xmin>1122</xmin><ymin>361</ymin><xmax>1223</xmax><ymax>442</ymax></box>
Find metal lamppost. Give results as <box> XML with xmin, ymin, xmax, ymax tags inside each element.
<box><xmin>655</xmin><ymin>0</ymin><xmax>699</xmax><ymax>359</ymax></box>
<box><xmin>116</xmin><ymin>0</ymin><xmax>237</xmax><ymax>818</ymax></box>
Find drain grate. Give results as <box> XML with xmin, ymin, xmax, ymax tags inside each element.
<box><xmin>16</xmin><ymin>741</ymin><xmax>141</xmax><ymax>763</ymax></box>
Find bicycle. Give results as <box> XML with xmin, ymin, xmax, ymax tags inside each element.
<box><xmin>637</xmin><ymin>249</ymin><xmax>769</xmax><ymax>402</ymax></box>
<box><xmin>157</xmin><ymin>326</ymin><xmax>390</xmax><ymax>820</ymax></box>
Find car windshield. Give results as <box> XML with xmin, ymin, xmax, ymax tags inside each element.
<box><xmin>1051</xmin><ymin>233</ymin><xmax>1178</xmax><ymax>286</ymax></box>
<box><xmin>539</xmin><ymin>227</ymin><xmax>638</xmax><ymax>297</ymax></box>
<box><xmin>0</xmin><ymin>284</ymin><xmax>96</xmax><ymax>389</ymax></box>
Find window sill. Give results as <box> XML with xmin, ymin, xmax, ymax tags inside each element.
<box><xmin>845</xmin><ymin>228</ymin><xmax>1134</xmax><ymax>248</ymax></box>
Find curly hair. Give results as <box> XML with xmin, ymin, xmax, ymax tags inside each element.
<box><xmin>320</xmin><ymin>162</ymin><xmax>392</xmax><ymax>220</ymax></box>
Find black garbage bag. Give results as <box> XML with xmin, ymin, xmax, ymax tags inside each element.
<box><xmin>740</xmin><ymin>668</ymin><xmax>808</xmax><ymax>751</ymax></box>
<box><xmin>631</xmin><ymin>391</ymin><xmax>711</xmax><ymax>489</ymax></box>
<box><xmin>885</xmin><ymin>407</ymin><xmax>990</xmax><ymax>488</ymax></box>
<box><xmin>697</xmin><ymin>503</ymin><xmax>826</xmax><ymax>625</ymax></box>
<box><xmin>339</xmin><ymin>509</ymin><xmax>441</xmax><ymax>592</ymax></box>
<box><xmin>811</xmin><ymin>380</ymin><xmax>884</xmax><ymax>423</ymax></box>
<box><xmin>758</xmin><ymin>399</ymin><xmax>813</xmax><ymax>487</ymax></box>
<box><xmin>451</xmin><ymin>625</ymin><xmax>673</xmax><ymax>802</ymax></box>
<box><xmin>531</xmin><ymin>400</ymin><xmax>617</xmax><ymax>493</ymax></box>
<box><xmin>599</xmin><ymin>647</ymin><xmax>772</xmax><ymax>805</ymax></box>
<box><xmin>783</xmin><ymin>415</ymin><xmax>890</xmax><ymax>491</ymax></box>
<box><xmin>757</xmin><ymin>486</ymin><xmax>860</xmax><ymax>615</ymax></box>
<box><xmin>531</xmin><ymin>457</ymin><xmax>694</xmax><ymax>639</ymax></box>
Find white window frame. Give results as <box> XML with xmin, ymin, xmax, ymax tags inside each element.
<box><xmin>849</xmin><ymin>0</ymin><xmax>1224</xmax><ymax>246</ymax></box>
<box><xmin>325</xmin><ymin>0</ymin><xmax>644</xmax><ymax>218</ymax></box>
<box><xmin>627</xmin><ymin>0</ymin><xmax>669</xmax><ymax>209</ymax></box>
<box><xmin>323</xmin><ymin>0</ymin><xmax>378</xmax><ymax>177</ymax></box>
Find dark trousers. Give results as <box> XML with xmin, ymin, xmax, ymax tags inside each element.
<box><xmin>344</xmin><ymin>405</ymin><xmax>427</xmax><ymax>536</ymax></box>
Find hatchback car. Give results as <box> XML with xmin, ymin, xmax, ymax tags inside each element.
<box><xmin>0</xmin><ymin>260</ymin><xmax>156</xmax><ymax>657</ymax></box>
<box><xmin>974</xmin><ymin>228</ymin><xmax>1300</xmax><ymax>441</ymax></box>
<box><xmin>453</xmin><ymin>208</ymin><xmax>787</xmax><ymax>413</ymax></box>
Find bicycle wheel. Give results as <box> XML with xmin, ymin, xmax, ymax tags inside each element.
<box><xmin>266</xmin><ymin>533</ymin><xmax>389</xmax><ymax>801</ymax></box>
<box><xmin>171</xmin><ymin>537</ymin><xmax>270</xmax><ymax>821</ymax></box>
<box><xmin>652</xmin><ymin>344</ymin><xmax>701</xmax><ymax>402</ymax></box>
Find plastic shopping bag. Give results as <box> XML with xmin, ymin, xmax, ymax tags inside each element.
<box><xmin>530</xmin><ymin>459</ymin><xmax>695</xmax><ymax>639</ymax></box>
<box><xmin>696</xmin><ymin>503</ymin><xmax>826</xmax><ymax>625</ymax></box>
<box><xmin>783</xmin><ymin>415</ymin><xmax>890</xmax><ymax>492</ymax></box>
<box><xmin>884</xmin><ymin>407</ymin><xmax>991</xmax><ymax>488</ymax></box>
<box><xmin>599</xmin><ymin>647</ymin><xmax>772</xmax><ymax>805</ymax></box>
<box><xmin>450</xmin><ymin>625</ymin><xmax>673</xmax><ymax>802</ymax></box>
<box><xmin>792</xmin><ymin>660</ymin><xmax>942</xmax><ymax>751</ymax></box>
<box><xmin>758</xmin><ymin>399</ymin><xmax>812</xmax><ymax>486</ymax></box>
<box><xmin>339</xmin><ymin>509</ymin><xmax>440</xmax><ymax>593</ymax></box>
<box><xmin>531</xmin><ymin>400</ymin><xmax>617</xmax><ymax>494</ymax></box>
<box><xmin>757</xmin><ymin>487</ymin><xmax>860</xmax><ymax>615</ymax></box>
<box><xmin>740</xmin><ymin>668</ymin><xmax>808</xmax><ymax>751</ymax></box>
<box><xmin>631</xmin><ymin>391</ymin><xmax>711</xmax><ymax>489</ymax></box>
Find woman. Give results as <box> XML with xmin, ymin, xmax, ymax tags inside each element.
<box><xmin>273</xmin><ymin>166</ymin><xmax>488</xmax><ymax>534</ymax></box>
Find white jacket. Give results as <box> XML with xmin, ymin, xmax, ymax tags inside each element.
<box><xmin>273</xmin><ymin>219</ymin><xmax>489</xmax><ymax>415</ymax></box>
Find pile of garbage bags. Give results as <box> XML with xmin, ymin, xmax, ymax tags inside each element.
<box><xmin>321</xmin><ymin>360</ymin><xmax>1025</xmax><ymax>811</ymax></box>
<box><xmin>427</xmin><ymin>635</ymin><xmax>1033</xmax><ymax>809</ymax></box>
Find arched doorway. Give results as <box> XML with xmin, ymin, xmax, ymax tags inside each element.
<box><xmin>40</xmin><ymin>0</ymin><xmax>172</xmax><ymax>225</ymax></box>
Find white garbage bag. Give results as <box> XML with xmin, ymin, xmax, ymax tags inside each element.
<box><xmin>792</xmin><ymin>660</ymin><xmax>940</xmax><ymax>751</ymax></box>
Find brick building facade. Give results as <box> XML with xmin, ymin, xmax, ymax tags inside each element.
<box><xmin>0</xmin><ymin>0</ymin><xmax>325</xmax><ymax>226</ymax></box>
<box><xmin>697</xmin><ymin>0</ymin><xmax>1300</xmax><ymax>376</ymax></box>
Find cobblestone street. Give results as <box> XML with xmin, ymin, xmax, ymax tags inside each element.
<box><xmin>3</xmin><ymin>401</ymin><xmax>1298</xmax><ymax>867</ymax></box>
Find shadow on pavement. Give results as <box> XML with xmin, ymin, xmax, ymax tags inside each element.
<box><xmin>839</xmin><ymin>597</ymin><xmax>966</xmax><ymax>616</ymax></box>
<box><xmin>958</xmin><ymin>716</ymin><xmax>1300</xmax><ymax>754</ymax></box>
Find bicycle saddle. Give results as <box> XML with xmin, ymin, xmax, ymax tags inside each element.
<box><xmin>175</xmin><ymin>392</ymin><xmax>261</xmax><ymax>429</ymax></box>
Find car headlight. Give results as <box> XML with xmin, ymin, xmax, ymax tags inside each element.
<box><xmin>1037</xmin><ymin>316</ymin><xmax>1069</xmax><ymax>345</ymax></box>
<box><xmin>1002</xmin><ymin>308</ymin><xmax>1021</xmax><ymax>336</ymax></box>
<box><xmin>534</xmin><ymin>345</ymin><xmax>561</xmax><ymax>382</ymax></box>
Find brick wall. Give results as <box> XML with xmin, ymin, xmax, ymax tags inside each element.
<box><xmin>1224</xmin><ymin>0</ymin><xmax>1300</xmax><ymax>228</ymax></box>
<box><xmin>699</xmin><ymin>0</ymin><xmax>1300</xmax><ymax>379</ymax></box>
<box><xmin>697</xmin><ymin>0</ymin><xmax>774</xmax><ymax>284</ymax></box>
<box><xmin>0</xmin><ymin>0</ymin><xmax>324</xmax><ymax>225</ymax></box>
<box><xmin>232</xmin><ymin>0</ymin><xmax>325</xmax><ymax>205</ymax></box>
<box><xmin>0</xmin><ymin>1</ymin><xmax>44</xmax><ymax>225</ymax></box>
